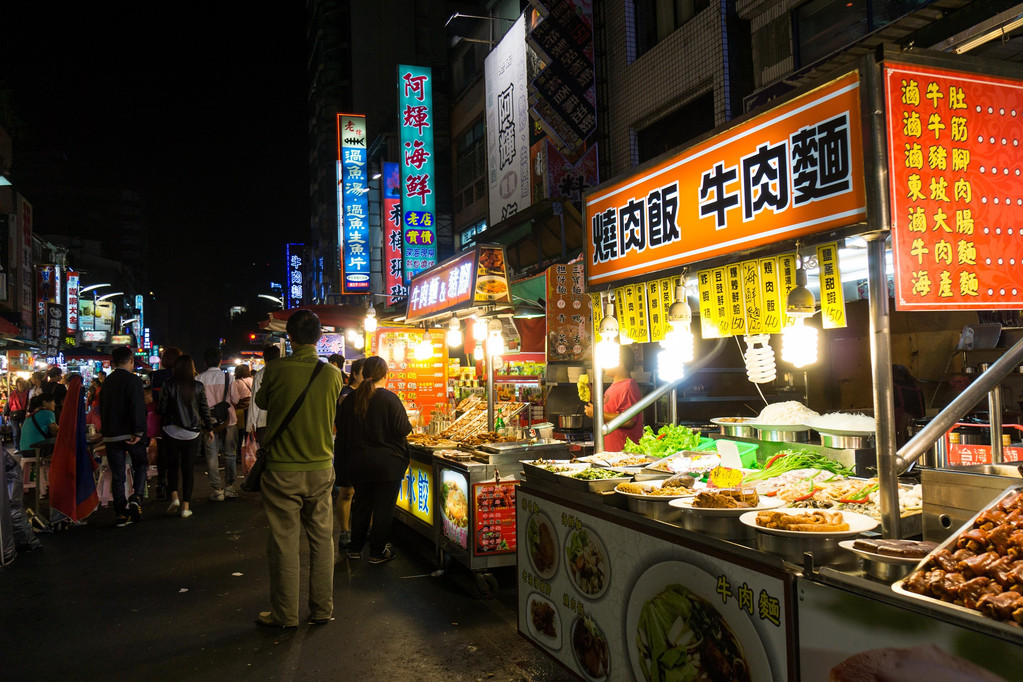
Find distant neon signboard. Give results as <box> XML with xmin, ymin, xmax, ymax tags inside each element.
<box><xmin>285</xmin><ymin>242</ymin><xmax>305</xmax><ymax>308</ymax></box>
<box><xmin>398</xmin><ymin>65</ymin><xmax>437</xmax><ymax>283</ymax></box>
<box><xmin>382</xmin><ymin>162</ymin><xmax>406</xmax><ymax>305</ymax></box>
<box><xmin>337</xmin><ymin>113</ymin><xmax>371</xmax><ymax>293</ymax></box>
<box><xmin>66</xmin><ymin>271</ymin><xmax>79</xmax><ymax>334</ymax></box>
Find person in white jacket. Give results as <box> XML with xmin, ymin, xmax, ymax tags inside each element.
<box><xmin>246</xmin><ymin>344</ymin><xmax>281</xmax><ymax>444</ymax></box>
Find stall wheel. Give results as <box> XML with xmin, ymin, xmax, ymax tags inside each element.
<box><xmin>471</xmin><ymin>571</ymin><xmax>499</xmax><ymax>599</ymax></box>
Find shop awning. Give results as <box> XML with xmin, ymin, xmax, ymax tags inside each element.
<box><xmin>261</xmin><ymin>304</ymin><xmax>366</xmax><ymax>333</ymax></box>
<box><xmin>0</xmin><ymin>316</ymin><xmax>21</xmax><ymax>337</ymax></box>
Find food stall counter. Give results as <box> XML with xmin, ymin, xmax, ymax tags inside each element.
<box><xmin>517</xmin><ymin>478</ymin><xmax>1023</xmax><ymax>681</ymax></box>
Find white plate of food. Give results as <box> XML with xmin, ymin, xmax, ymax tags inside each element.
<box><xmin>643</xmin><ymin>451</ymin><xmax>721</xmax><ymax>476</ymax></box>
<box><xmin>739</xmin><ymin>509</ymin><xmax>878</xmax><ymax>537</ymax></box>
<box><xmin>670</xmin><ymin>491</ymin><xmax>787</xmax><ymax>516</ymax></box>
<box><xmin>626</xmin><ymin>561</ymin><xmax>771</xmax><ymax>682</ymax></box>
<box><xmin>838</xmin><ymin>538</ymin><xmax>938</xmax><ymax>565</ymax></box>
<box><xmin>525</xmin><ymin>592</ymin><xmax>561</xmax><ymax>650</ymax></box>
<box><xmin>565</xmin><ymin>526</ymin><xmax>610</xmax><ymax>599</ymax></box>
<box><xmin>570</xmin><ymin>615</ymin><xmax>611</xmax><ymax>681</ymax></box>
<box><xmin>710</xmin><ymin>417</ymin><xmax>758</xmax><ymax>426</ymax></box>
<box><xmin>525</xmin><ymin>511</ymin><xmax>559</xmax><ymax>579</ymax></box>
<box><xmin>614</xmin><ymin>476</ymin><xmax>701</xmax><ymax>500</ymax></box>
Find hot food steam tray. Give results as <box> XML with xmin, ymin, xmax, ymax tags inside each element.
<box><xmin>891</xmin><ymin>484</ymin><xmax>1023</xmax><ymax>639</ymax></box>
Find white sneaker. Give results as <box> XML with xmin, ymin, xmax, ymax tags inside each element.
<box><xmin>210</xmin><ymin>490</ymin><xmax>225</xmax><ymax>502</ymax></box>
<box><xmin>223</xmin><ymin>488</ymin><xmax>239</xmax><ymax>498</ymax></box>
<box><xmin>167</xmin><ymin>500</ymin><xmax>181</xmax><ymax>515</ymax></box>
<box><xmin>181</xmin><ymin>509</ymin><xmax>193</xmax><ymax>519</ymax></box>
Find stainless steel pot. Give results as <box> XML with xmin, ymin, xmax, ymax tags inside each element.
<box><xmin>557</xmin><ymin>414</ymin><xmax>584</xmax><ymax>430</ymax></box>
<box><xmin>819</xmin><ymin>433</ymin><xmax>875</xmax><ymax>449</ymax></box>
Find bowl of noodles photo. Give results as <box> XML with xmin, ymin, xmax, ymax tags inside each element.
<box><xmin>441</xmin><ymin>478</ymin><xmax>469</xmax><ymax>549</ymax></box>
<box><xmin>475</xmin><ymin>275</ymin><xmax>508</xmax><ymax>301</ymax></box>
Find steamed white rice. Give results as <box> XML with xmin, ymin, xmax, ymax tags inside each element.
<box><xmin>757</xmin><ymin>401</ymin><xmax>820</xmax><ymax>425</ymax></box>
<box><xmin>808</xmin><ymin>412</ymin><xmax>876</xmax><ymax>432</ymax></box>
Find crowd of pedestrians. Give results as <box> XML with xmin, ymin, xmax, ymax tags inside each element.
<box><xmin>2</xmin><ymin>309</ymin><xmax>413</xmax><ymax>630</ymax></box>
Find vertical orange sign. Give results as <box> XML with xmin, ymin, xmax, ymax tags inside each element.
<box><xmin>886</xmin><ymin>62</ymin><xmax>1023</xmax><ymax>310</ymax></box>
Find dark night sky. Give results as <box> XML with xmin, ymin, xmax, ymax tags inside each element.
<box><xmin>1</xmin><ymin>4</ymin><xmax>309</xmax><ymax>357</ymax></box>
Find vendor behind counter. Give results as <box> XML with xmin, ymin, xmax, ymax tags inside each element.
<box><xmin>584</xmin><ymin>345</ymin><xmax>644</xmax><ymax>451</ymax></box>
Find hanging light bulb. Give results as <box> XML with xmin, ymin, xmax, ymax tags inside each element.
<box><xmin>486</xmin><ymin>318</ymin><xmax>505</xmax><ymax>357</ymax></box>
<box><xmin>657</xmin><ymin>349</ymin><xmax>685</xmax><ymax>382</ymax></box>
<box><xmin>351</xmin><ymin>331</ymin><xmax>365</xmax><ymax>350</ymax></box>
<box><xmin>364</xmin><ymin>304</ymin><xmax>378</xmax><ymax>333</ymax></box>
<box><xmin>414</xmin><ymin>331</ymin><xmax>434</xmax><ymax>361</ymax></box>
<box><xmin>472</xmin><ymin>316</ymin><xmax>487</xmax><ymax>341</ymax></box>
<box><xmin>446</xmin><ymin>317</ymin><xmax>463</xmax><ymax>348</ymax></box>
<box><xmin>663</xmin><ymin>282</ymin><xmax>695</xmax><ymax>363</ymax></box>
<box><xmin>473</xmin><ymin>342</ymin><xmax>485</xmax><ymax>361</ymax></box>
<box><xmin>781</xmin><ymin>318</ymin><xmax>818</xmax><ymax>368</ymax></box>
<box><xmin>744</xmin><ymin>334</ymin><xmax>777</xmax><ymax>383</ymax></box>
<box><xmin>780</xmin><ymin>260</ymin><xmax>819</xmax><ymax>368</ymax></box>
<box><xmin>595</xmin><ymin>302</ymin><xmax>620</xmax><ymax>370</ymax></box>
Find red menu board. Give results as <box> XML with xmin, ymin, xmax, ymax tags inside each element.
<box><xmin>546</xmin><ymin>262</ymin><xmax>593</xmax><ymax>361</ymax></box>
<box><xmin>886</xmin><ymin>62</ymin><xmax>1023</xmax><ymax>310</ymax></box>
<box><xmin>372</xmin><ymin>327</ymin><xmax>448</xmax><ymax>421</ymax></box>
<box><xmin>473</xmin><ymin>480</ymin><xmax>518</xmax><ymax>556</ymax></box>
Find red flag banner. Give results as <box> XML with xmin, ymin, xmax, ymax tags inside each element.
<box><xmin>48</xmin><ymin>376</ymin><xmax>99</xmax><ymax>521</ymax></box>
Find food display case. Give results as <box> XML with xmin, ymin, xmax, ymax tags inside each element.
<box><xmin>434</xmin><ymin>439</ymin><xmax>570</xmax><ymax>597</ymax></box>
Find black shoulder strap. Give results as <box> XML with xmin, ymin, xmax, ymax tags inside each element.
<box><xmin>262</xmin><ymin>362</ymin><xmax>325</xmax><ymax>453</ymax></box>
<box><xmin>31</xmin><ymin>412</ymin><xmax>45</xmax><ymax>435</ymax></box>
<box><xmin>222</xmin><ymin>370</ymin><xmax>230</xmax><ymax>402</ymax></box>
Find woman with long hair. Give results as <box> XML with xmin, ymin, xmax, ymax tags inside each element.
<box><xmin>156</xmin><ymin>355</ymin><xmax>214</xmax><ymax>518</ymax></box>
<box><xmin>334</xmin><ymin>355</ymin><xmax>411</xmax><ymax>563</ymax></box>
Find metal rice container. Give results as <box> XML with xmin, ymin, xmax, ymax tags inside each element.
<box><xmin>754</xmin><ymin>531</ymin><xmax>854</xmax><ymax>566</ymax></box>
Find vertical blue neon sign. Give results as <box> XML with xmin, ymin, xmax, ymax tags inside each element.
<box><xmin>338</xmin><ymin>113</ymin><xmax>371</xmax><ymax>293</ymax></box>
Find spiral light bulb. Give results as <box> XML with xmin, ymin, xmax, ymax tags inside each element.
<box><xmin>744</xmin><ymin>334</ymin><xmax>777</xmax><ymax>384</ymax></box>
<box><xmin>414</xmin><ymin>334</ymin><xmax>434</xmax><ymax>361</ymax></box>
<box><xmin>657</xmin><ymin>348</ymin><xmax>685</xmax><ymax>382</ymax></box>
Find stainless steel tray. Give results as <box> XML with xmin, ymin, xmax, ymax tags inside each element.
<box><xmin>891</xmin><ymin>484</ymin><xmax>1023</xmax><ymax>633</ymax></box>
<box><xmin>520</xmin><ymin>460</ymin><xmax>588</xmax><ymax>483</ymax></box>
<box><xmin>554</xmin><ymin>470</ymin><xmax>632</xmax><ymax>493</ymax></box>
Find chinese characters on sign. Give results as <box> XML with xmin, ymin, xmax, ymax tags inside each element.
<box><xmin>285</xmin><ymin>243</ymin><xmax>305</xmax><ymax>308</ymax></box>
<box><xmin>337</xmin><ymin>114</ymin><xmax>371</xmax><ymax>293</ymax></box>
<box><xmin>485</xmin><ymin>15</ymin><xmax>533</xmax><ymax>226</ymax></box>
<box><xmin>398</xmin><ymin>66</ymin><xmax>438</xmax><ymax>281</ymax></box>
<box><xmin>405</xmin><ymin>250</ymin><xmax>477</xmax><ymax>323</ymax></box>
<box><xmin>585</xmin><ymin>72</ymin><xmax>865</xmax><ymax>287</ymax></box>
<box><xmin>66</xmin><ymin>271</ymin><xmax>79</xmax><ymax>334</ymax></box>
<box><xmin>886</xmin><ymin>63</ymin><xmax>1023</xmax><ymax>310</ymax></box>
<box><xmin>382</xmin><ymin>162</ymin><xmax>407</xmax><ymax>305</ymax></box>
<box><xmin>396</xmin><ymin>459</ymin><xmax>434</xmax><ymax>526</ymax></box>
<box><xmin>526</xmin><ymin>0</ymin><xmax>597</xmax><ymax>155</ymax></box>
<box><xmin>36</xmin><ymin>265</ymin><xmax>63</xmax><ymax>358</ymax></box>
<box><xmin>372</xmin><ymin>328</ymin><xmax>448</xmax><ymax>420</ymax></box>
<box><xmin>473</xmin><ymin>481</ymin><xmax>517</xmax><ymax>555</ymax></box>
<box><xmin>545</xmin><ymin>263</ymin><xmax>592</xmax><ymax>361</ymax></box>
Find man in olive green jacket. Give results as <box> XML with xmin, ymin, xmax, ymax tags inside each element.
<box><xmin>253</xmin><ymin>310</ymin><xmax>344</xmax><ymax>628</ymax></box>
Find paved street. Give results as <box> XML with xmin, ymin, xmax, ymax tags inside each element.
<box><xmin>1</xmin><ymin>468</ymin><xmax>568</xmax><ymax>681</ymax></box>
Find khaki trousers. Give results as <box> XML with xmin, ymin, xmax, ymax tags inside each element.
<box><xmin>261</xmin><ymin>467</ymin><xmax>335</xmax><ymax>625</ymax></box>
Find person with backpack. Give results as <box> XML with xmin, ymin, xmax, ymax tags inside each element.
<box><xmin>157</xmin><ymin>355</ymin><xmax>214</xmax><ymax>518</ymax></box>
<box><xmin>196</xmin><ymin>347</ymin><xmax>238</xmax><ymax>501</ymax></box>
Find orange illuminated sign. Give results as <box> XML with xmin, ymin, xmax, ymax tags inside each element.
<box><xmin>886</xmin><ymin>62</ymin><xmax>1023</xmax><ymax>310</ymax></box>
<box><xmin>585</xmin><ymin>72</ymin><xmax>866</xmax><ymax>287</ymax></box>
<box><xmin>405</xmin><ymin>244</ymin><xmax>511</xmax><ymax>322</ymax></box>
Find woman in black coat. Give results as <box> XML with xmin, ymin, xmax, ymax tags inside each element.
<box><xmin>335</xmin><ymin>355</ymin><xmax>411</xmax><ymax>563</ymax></box>
<box><xmin>156</xmin><ymin>355</ymin><xmax>214</xmax><ymax>518</ymax></box>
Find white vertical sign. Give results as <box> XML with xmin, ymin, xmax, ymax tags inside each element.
<box><xmin>485</xmin><ymin>14</ymin><xmax>531</xmax><ymax>227</ymax></box>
